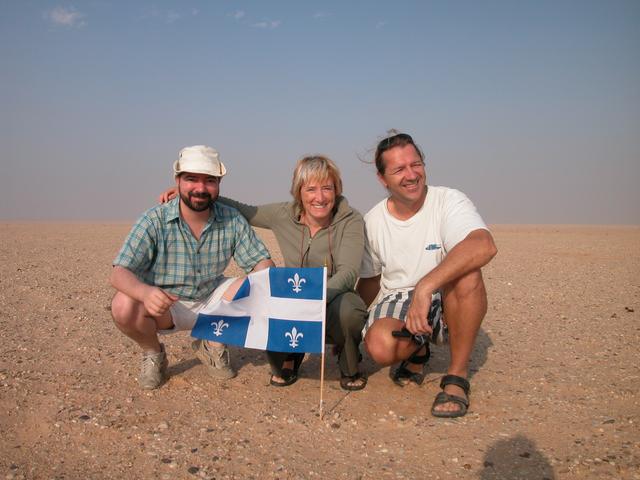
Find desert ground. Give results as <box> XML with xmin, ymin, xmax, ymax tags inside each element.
<box><xmin>0</xmin><ymin>223</ymin><xmax>638</xmax><ymax>479</ymax></box>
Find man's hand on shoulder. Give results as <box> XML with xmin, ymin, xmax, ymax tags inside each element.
<box><xmin>142</xmin><ymin>286</ymin><xmax>178</xmax><ymax>317</ymax></box>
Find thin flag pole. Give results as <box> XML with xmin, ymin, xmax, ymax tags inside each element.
<box><xmin>319</xmin><ymin>264</ymin><xmax>327</xmax><ymax>419</ymax></box>
<box><xmin>319</xmin><ymin>348</ymin><xmax>325</xmax><ymax>418</ymax></box>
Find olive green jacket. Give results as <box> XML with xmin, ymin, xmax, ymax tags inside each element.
<box><xmin>219</xmin><ymin>196</ymin><xmax>364</xmax><ymax>304</ymax></box>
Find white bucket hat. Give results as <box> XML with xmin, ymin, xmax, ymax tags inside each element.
<box><xmin>173</xmin><ymin>145</ymin><xmax>227</xmax><ymax>178</ymax></box>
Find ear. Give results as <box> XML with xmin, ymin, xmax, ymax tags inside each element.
<box><xmin>377</xmin><ymin>172</ymin><xmax>388</xmax><ymax>189</ymax></box>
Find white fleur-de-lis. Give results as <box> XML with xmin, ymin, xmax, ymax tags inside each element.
<box><xmin>211</xmin><ymin>319</ymin><xmax>229</xmax><ymax>337</ymax></box>
<box><xmin>287</xmin><ymin>273</ymin><xmax>306</xmax><ymax>293</ymax></box>
<box><xmin>285</xmin><ymin>327</ymin><xmax>304</xmax><ymax>348</ymax></box>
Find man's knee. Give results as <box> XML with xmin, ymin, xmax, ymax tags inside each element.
<box><xmin>448</xmin><ymin>269</ymin><xmax>487</xmax><ymax>302</ymax></box>
<box><xmin>364</xmin><ymin>328</ymin><xmax>396</xmax><ymax>366</ymax></box>
<box><xmin>444</xmin><ymin>269</ymin><xmax>489</xmax><ymax>326</ymax></box>
<box><xmin>111</xmin><ymin>292</ymin><xmax>142</xmax><ymax>327</ymax></box>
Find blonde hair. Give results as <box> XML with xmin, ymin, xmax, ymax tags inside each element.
<box><xmin>290</xmin><ymin>155</ymin><xmax>343</xmax><ymax>213</ymax></box>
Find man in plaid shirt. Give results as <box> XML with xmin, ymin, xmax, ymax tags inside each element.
<box><xmin>111</xmin><ymin>145</ymin><xmax>273</xmax><ymax>389</ymax></box>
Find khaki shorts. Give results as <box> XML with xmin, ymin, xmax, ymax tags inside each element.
<box><xmin>158</xmin><ymin>277</ymin><xmax>237</xmax><ymax>334</ymax></box>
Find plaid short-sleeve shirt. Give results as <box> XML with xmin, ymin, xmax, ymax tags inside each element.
<box><xmin>114</xmin><ymin>198</ymin><xmax>270</xmax><ymax>301</ymax></box>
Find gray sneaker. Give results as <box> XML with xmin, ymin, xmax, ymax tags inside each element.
<box><xmin>191</xmin><ymin>339</ymin><xmax>236</xmax><ymax>379</ymax></box>
<box><xmin>139</xmin><ymin>344</ymin><xmax>168</xmax><ymax>389</ymax></box>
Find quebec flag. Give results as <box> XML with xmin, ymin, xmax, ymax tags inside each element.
<box><xmin>191</xmin><ymin>267</ymin><xmax>327</xmax><ymax>354</ymax></box>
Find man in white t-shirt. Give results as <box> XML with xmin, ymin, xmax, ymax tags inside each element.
<box><xmin>357</xmin><ymin>132</ymin><xmax>497</xmax><ymax>418</ymax></box>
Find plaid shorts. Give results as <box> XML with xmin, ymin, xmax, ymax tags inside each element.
<box><xmin>363</xmin><ymin>290</ymin><xmax>448</xmax><ymax>345</ymax></box>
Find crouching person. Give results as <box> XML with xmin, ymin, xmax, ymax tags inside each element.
<box><xmin>110</xmin><ymin>145</ymin><xmax>273</xmax><ymax>389</ymax></box>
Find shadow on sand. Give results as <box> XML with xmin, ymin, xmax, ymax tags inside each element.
<box><xmin>167</xmin><ymin>357</ymin><xmax>200</xmax><ymax>377</ymax></box>
<box><xmin>480</xmin><ymin>434</ymin><xmax>555</xmax><ymax>480</ymax></box>
<box><xmin>168</xmin><ymin>326</ymin><xmax>493</xmax><ymax>383</ymax></box>
<box><xmin>384</xmin><ymin>327</ymin><xmax>493</xmax><ymax>381</ymax></box>
<box><xmin>168</xmin><ymin>344</ymin><xmax>272</xmax><ymax>377</ymax></box>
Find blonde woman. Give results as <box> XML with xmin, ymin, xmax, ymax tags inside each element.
<box><xmin>161</xmin><ymin>156</ymin><xmax>368</xmax><ymax>390</ymax></box>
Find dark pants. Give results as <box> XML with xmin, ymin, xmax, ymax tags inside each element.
<box><xmin>267</xmin><ymin>291</ymin><xmax>368</xmax><ymax>377</ymax></box>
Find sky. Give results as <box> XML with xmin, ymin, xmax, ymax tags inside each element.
<box><xmin>1</xmin><ymin>0</ymin><xmax>639</xmax><ymax>224</ymax></box>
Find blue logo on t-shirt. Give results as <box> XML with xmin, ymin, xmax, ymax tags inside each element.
<box><xmin>425</xmin><ymin>243</ymin><xmax>441</xmax><ymax>251</ymax></box>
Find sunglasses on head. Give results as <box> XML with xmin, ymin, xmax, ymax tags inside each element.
<box><xmin>377</xmin><ymin>133</ymin><xmax>415</xmax><ymax>153</ymax></box>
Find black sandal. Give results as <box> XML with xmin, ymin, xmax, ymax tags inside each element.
<box><xmin>431</xmin><ymin>374</ymin><xmax>470</xmax><ymax>418</ymax></box>
<box><xmin>269</xmin><ymin>353</ymin><xmax>304</xmax><ymax>387</ymax></box>
<box><xmin>391</xmin><ymin>328</ymin><xmax>431</xmax><ymax>386</ymax></box>
<box><xmin>270</xmin><ymin>369</ymin><xmax>298</xmax><ymax>387</ymax></box>
<box><xmin>392</xmin><ymin>344</ymin><xmax>431</xmax><ymax>386</ymax></box>
<box><xmin>340</xmin><ymin>372</ymin><xmax>368</xmax><ymax>391</ymax></box>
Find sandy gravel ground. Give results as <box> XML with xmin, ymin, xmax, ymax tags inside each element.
<box><xmin>0</xmin><ymin>223</ymin><xmax>638</xmax><ymax>480</ymax></box>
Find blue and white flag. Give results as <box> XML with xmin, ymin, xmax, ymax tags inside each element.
<box><xmin>191</xmin><ymin>267</ymin><xmax>327</xmax><ymax>354</ymax></box>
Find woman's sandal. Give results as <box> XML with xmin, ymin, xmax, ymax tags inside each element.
<box><xmin>340</xmin><ymin>372</ymin><xmax>368</xmax><ymax>391</ymax></box>
<box><xmin>431</xmin><ymin>374</ymin><xmax>470</xmax><ymax>418</ymax></box>
<box><xmin>392</xmin><ymin>344</ymin><xmax>431</xmax><ymax>386</ymax></box>
<box><xmin>269</xmin><ymin>369</ymin><xmax>298</xmax><ymax>387</ymax></box>
<box><xmin>269</xmin><ymin>353</ymin><xmax>304</xmax><ymax>387</ymax></box>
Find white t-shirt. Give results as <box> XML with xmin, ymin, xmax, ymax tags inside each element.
<box><xmin>360</xmin><ymin>186</ymin><xmax>488</xmax><ymax>297</ymax></box>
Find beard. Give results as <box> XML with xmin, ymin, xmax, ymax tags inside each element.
<box><xmin>179</xmin><ymin>189</ymin><xmax>216</xmax><ymax>212</ymax></box>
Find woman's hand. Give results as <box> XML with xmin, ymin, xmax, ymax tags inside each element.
<box><xmin>158</xmin><ymin>186</ymin><xmax>178</xmax><ymax>203</ymax></box>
